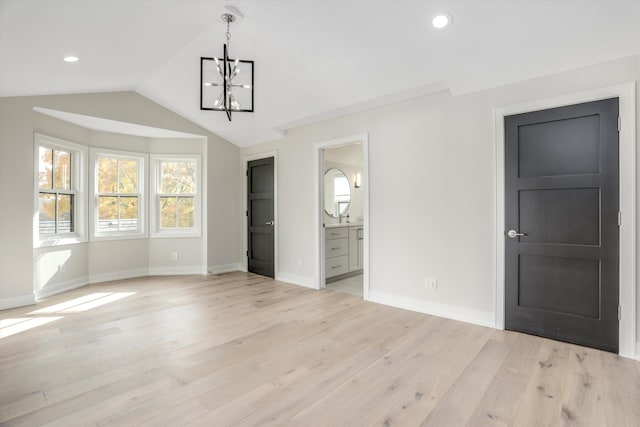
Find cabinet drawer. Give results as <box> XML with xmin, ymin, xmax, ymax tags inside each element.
<box><xmin>325</xmin><ymin>237</ymin><xmax>348</xmax><ymax>257</ymax></box>
<box><xmin>326</xmin><ymin>255</ymin><xmax>348</xmax><ymax>277</ymax></box>
<box><xmin>325</xmin><ymin>227</ymin><xmax>348</xmax><ymax>239</ymax></box>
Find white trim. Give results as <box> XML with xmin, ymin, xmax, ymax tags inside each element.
<box><xmin>0</xmin><ymin>294</ymin><xmax>37</xmax><ymax>310</ymax></box>
<box><xmin>368</xmin><ymin>290</ymin><xmax>494</xmax><ymax>328</ymax></box>
<box><xmin>34</xmin><ymin>133</ymin><xmax>88</xmax><ymax>248</ymax></box>
<box><xmin>315</xmin><ymin>133</ymin><xmax>370</xmax><ymax>298</ymax></box>
<box><xmin>148</xmin><ymin>266</ymin><xmax>204</xmax><ymax>276</ymax></box>
<box><xmin>89</xmin><ymin>147</ymin><xmax>148</xmax><ymax>241</ymax></box>
<box><xmin>276</xmin><ymin>272</ymin><xmax>317</xmax><ymax>289</ymax></box>
<box><xmin>494</xmin><ymin>82</ymin><xmax>637</xmax><ymax>359</ymax></box>
<box><xmin>149</xmin><ymin>154</ymin><xmax>202</xmax><ymax>238</ymax></box>
<box><xmin>208</xmin><ymin>263</ymin><xmax>242</xmax><ymax>275</ymax></box>
<box><xmin>35</xmin><ymin>276</ymin><xmax>89</xmax><ymax>300</ymax></box>
<box><xmin>89</xmin><ymin>268</ymin><xmax>149</xmax><ymax>284</ymax></box>
<box><xmin>200</xmin><ymin>138</ymin><xmax>208</xmax><ymax>275</ymax></box>
<box><xmin>242</xmin><ymin>151</ymin><xmax>279</xmax><ymax>277</ymax></box>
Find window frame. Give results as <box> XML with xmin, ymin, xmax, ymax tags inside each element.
<box><xmin>33</xmin><ymin>133</ymin><xmax>88</xmax><ymax>247</ymax></box>
<box><xmin>150</xmin><ymin>154</ymin><xmax>202</xmax><ymax>238</ymax></box>
<box><xmin>90</xmin><ymin>148</ymin><xmax>148</xmax><ymax>241</ymax></box>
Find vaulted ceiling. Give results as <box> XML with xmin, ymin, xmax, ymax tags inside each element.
<box><xmin>1</xmin><ymin>0</ymin><xmax>639</xmax><ymax>147</ymax></box>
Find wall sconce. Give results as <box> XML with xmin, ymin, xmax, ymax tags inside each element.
<box><xmin>355</xmin><ymin>172</ymin><xmax>362</xmax><ymax>188</ymax></box>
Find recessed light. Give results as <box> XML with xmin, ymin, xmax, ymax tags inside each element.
<box><xmin>432</xmin><ymin>13</ymin><xmax>452</xmax><ymax>30</ymax></box>
<box><xmin>63</xmin><ymin>56</ymin><xmax>79</xmax><ymax>63</ymax></box>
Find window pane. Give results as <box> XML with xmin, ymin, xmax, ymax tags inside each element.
<box><xmin>39</xmin><ymin>193</ymin><xmax>56</xmax><ymax>235</ymax></box>
<box><xmin>97</xmin><ymin>158</ymin><xmax>117</xmax><ymax>193</ymax></box>
<box><xmin>54</xmin><ymin>150</ymin><xmax>71</xmax><ymax>191</ymax></box>
<box><xmin>177</xmin><ymin>197</ymin><xmax>194</xmax><ymax>228</ymax></box>
<box><xmin>160</xmin><ymin>196</ymin><xmax>177</xmax><ymax>228</ymax></box>
<box><xmin>38</xmin><ymin>147</ymin><xmax>53</xmax><ymax>190</ymax></box>
<box><xmin>161</xmin><ymin>161</ymin><xmax>196</xmax><ymax>194</ymax></box>
<box><xmin>98</xmin><ymin>196</ymin><xmax>118</xmax><ymax>231</ymax></box>
<box><xmin>57</xmin><ymin>194</ymin><xmax>73</xmax><ymax>233</ymax></box>
<box><xmin>119</xmin><ymin>196</ymin><xmax>138</xmax><ymax>230</ymax></box>
<box><xmin>118</xmin><ymin>159</ymin><xmax>138</xmax><ymax>193</ymax></box>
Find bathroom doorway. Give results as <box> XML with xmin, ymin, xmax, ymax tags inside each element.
<box><xmin>316</xmin><ymin>134</ymin><xmax>369</xmax><ymax>299</ymax></box>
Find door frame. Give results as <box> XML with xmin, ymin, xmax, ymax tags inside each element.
<box><xmin>315</xmin><ymin>133</ymin><xmax>370</xmax><ymax>299</ymax></box>
<box><xmin>242</xmin><ymin>151</ymin><xmax>278</xmax><ymax>277</ymax></box>
<box><xmin>494</xmin><ymin>82</ymin><xmax>637</xmax><ymax>359</ymax></box>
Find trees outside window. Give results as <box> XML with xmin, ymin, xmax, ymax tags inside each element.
<box><xmin>151</xmin><ymin>155</ymin><xmax>201</xmax><ymax>237</ymax></box>
<box><xmin>35</xmin><ymin>134</ymin><xmax>87</xmax><ymax>246</ymax></box>
<box><xmin>38</xmin><ymin>146</ymin><xmax>74</xmax><ymax>235</ymax></box>
<box><xmin>93</xmin><ymin>151</ymin><xmax>145</xmax><ymax>237</ymax></box>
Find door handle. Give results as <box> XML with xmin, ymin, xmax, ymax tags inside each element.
<box><xmin>507</xmin><ymin>229</ymin><xmax>526</xmax><ymax>238</ymax></box>
<box><xmin>266</xmin><ymin>220</ymin><xmax>274</xmax><ymax>226</ymax></box>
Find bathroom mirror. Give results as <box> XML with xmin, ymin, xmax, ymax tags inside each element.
<box><xmin>324</xmin><ymin>168</ymin><xmax>351</xmax><ymax>218</ymax></box>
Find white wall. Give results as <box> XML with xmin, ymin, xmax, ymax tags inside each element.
<box><xmin>0</xmin><ymin>91</ymin><xmax>241</xmax><ymax>308</ymax></box>
<box><xmin>32</xmin><ymin>118</ymin><xmax>208</xmax><ymax>297</ymax></box>
<box><xmin>242</xmin><ymin>55</ymin><xmax>640</xmax><ymax>348</ymax></box>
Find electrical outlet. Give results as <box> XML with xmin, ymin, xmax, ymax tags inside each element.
<box><xmin>424</xmin><ymin>277</ymin><xmax>437</xmax><ymax>291</ymax></box>
<box><xmin>170</xmin><ymin>252</ymin><xmax>179</xmax><ymax>261</ymax></box>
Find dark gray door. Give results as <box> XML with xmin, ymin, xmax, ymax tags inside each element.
<box><xmin>247</xmin><ymin>157</ymin><xmax>274</xmax><ymax>278</ymax></box>
<box><xmin>505</xmin><ymin>98</ymin><xmax>619</xmax><ymax>353</ymax></box>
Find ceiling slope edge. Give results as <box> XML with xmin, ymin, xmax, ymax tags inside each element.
<box><xmin>34</xmin><ymin>107</ymin><xmax>204</xmax><ymax>139</ymax></box>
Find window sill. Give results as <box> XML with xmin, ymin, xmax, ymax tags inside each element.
<box><xmin>34</xmin><ymin>235</ymin><xmax>87</xmax><ymax>248</ymax></box>
<box><xmin>150</xmin><ymin>230</ymin><xmax>201</xmax><ymax>239</ymax></box>
<box><xmin>91</xmin><ymin>232</ymin><xmax>148</xmax><ymax>242</ymax></box>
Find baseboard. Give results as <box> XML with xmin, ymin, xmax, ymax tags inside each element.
<box><xmin>89</xmin><ymin>268</ymin><xmax>149</xmax><ymax>284</ymax></box>
<box><xmin>148</xmin><ymin>266</ymin><xmax>205</xmax><ymax>276</ymax></box>
<box><xmin>275</xmin><ymin>272</ymin><xmax>318</xmax><ymax>289</ymax></box>
<box><xmin>367</xmin><ymin>290</ymin><xmax>494</xmax><ymax>328</ymax></box>
<box><xmin>35</xmin><ymin>276</ymin><xmax>89</xmax><ymax>300</ymax></box>
<box><xmin>208</xmin><ymin>263</ymin><xmax>242</xmax><ymax>275</ymax></box>
<box><xmin>326</xmin><ymin>269</ymin><xmax>363</xmax><ymax>284</ymax></box>
<box><xmin>0</xmin><ymin>294</ymin><xmax>37</xmax><ymax>310</ymax></box>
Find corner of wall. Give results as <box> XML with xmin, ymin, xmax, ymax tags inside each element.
<box><xmin>275</xmin><ymin>272</ymin><xmax>318</xmax><ymax>289</ymax></box>
<box><xmin>89</xmin><ymin>268</ymin><xmax>149</xmax><ymax>285</ymax></box>
<box><xmin>208</xmin><ymin>263</ymin><xmax>242</xmax><ymax>275</ymax></box>
<box><xmin>0</xmin><ymin>294</ymin><xmax>37</xmax><ymax>310</ymax></box>
<box><xmin>35</xmin><ymin>276</ymin><xmax>89</xmax><ymax>300</ymax></box>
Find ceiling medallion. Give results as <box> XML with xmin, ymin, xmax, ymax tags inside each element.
<box><xmin>200</xmin><ymin>12</ymin><xmax>254</xmax><ymax>121</ymax></box>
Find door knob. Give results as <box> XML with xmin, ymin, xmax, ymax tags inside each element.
<box><xmin>266</xmin><ymin>220</ymin><xmax>274</xmax><ymax>226</ymax></box>
<box><xmin>507</xmin><ymin>229</ymin><xmax>526</xmax><ymax>238</ymax></box>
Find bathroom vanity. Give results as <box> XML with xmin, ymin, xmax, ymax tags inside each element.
<box><xmin>325</xmin><ymin>223</ymin><xmax>363</xmax><ymax>280</ymax></box>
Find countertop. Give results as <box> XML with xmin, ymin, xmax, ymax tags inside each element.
<box><xmin>325</xmin><ymin>222</ymin><xmax>363</xmax><ymax>228</ymax></box>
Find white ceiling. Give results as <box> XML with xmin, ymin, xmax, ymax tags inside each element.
<box><xmin>2</xmin><ymin>0</ymin><xmax>639</xmax><ymax>147</ymax></box>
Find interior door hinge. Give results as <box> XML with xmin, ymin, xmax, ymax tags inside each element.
<box><xmin>246</xmin><ymin>250</ymin><xmax>249</xmax><ymax>257</ymax></box>
<box><xmin>618</xmin><ymin>210</ymin><xmax>622</xmax><ymax>227</ymax></box>
<box><xmin>618</xmin><ymin>305</ymin><xmax>621</xmax><ymax>321</ymax></box>
<box><xmin>246</xmin><ymin>210</ymin><xmax>248</xmax><ymax>217</ymax></box>
<box><xmin>617</xmin><ymin>115</ymin><xmax>621</xmax><ymax>132</ymax></box>
<box><xmin>246</xmin><ymin>170</ymin><xmax>248</xmax><ymax>177</ymax></box>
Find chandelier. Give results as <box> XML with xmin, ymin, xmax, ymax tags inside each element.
<box><xmin>200</xmin><ymin>12</ymin><xmax>254</xmax><ymax>121</ymax></box>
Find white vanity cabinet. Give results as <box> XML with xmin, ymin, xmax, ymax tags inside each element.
<box><xmin>348</xmin><ymin>226</ymin><xmax>363</xmax><ymax>271</ymax></box>
<box><xmin>325</xmin><ymin>224</ymin><xmax>363</xmax><ymax>279</ymax></box>
<box><xmin>325</xmin><ymin>226</ymin><xmax>348</xmax><ymax>278</ymax></box>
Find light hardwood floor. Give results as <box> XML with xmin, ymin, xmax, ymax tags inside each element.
<box><xmin>0</xmin><ymin>272</ymin><xmax>638</xmax><ymax>426</ymax></box>
<box><xmin>326</xmin><ymin>273</ymin><xmax>363</xmax><ymax>297</ymax></box>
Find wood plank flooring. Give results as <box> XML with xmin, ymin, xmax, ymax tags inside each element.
<box><xmin>0</xmin><ymin>272</ymin><xmax>638</xmax><ymax>426</ymax></box>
